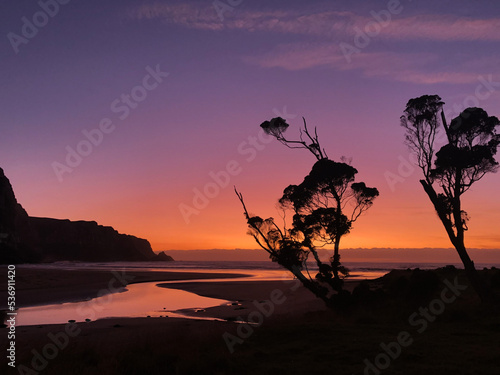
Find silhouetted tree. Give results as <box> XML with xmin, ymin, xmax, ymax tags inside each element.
<box><xmin>401</xmin><ymin>95</ymin><xmax>500</xmax><ymax>302</ymax></box>
<box><xmin>235</xmin><ymin>117</ymin><xmax>378</xmax><ymax>306</ymax></box>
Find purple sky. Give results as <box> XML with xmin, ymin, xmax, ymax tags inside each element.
<box><xmin>1</xmin><ymin>0</ymin><xmax>499</xmax><ymax>251</ymax></box>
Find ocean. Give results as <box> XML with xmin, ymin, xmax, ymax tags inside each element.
<box><xmin>20</xmin><ymin>260</ymin><xmax>500</xmax><ymax>280</ymax></box>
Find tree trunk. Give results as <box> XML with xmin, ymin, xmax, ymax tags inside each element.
<box><xmin>331</xmin><ymin>236</ymin><xmax>343</xmax><ymax>292</ymax></box>
<box><xmin>420</xmin><ymin>180</ymin><xmax>493</xmax><ymax>303</ymax></box>
<box><xmin>453</xmin><ymin>241</ymin><xmax>493</xmax><ymax>303</ymax></box>
<box><xmin>286</xmin><ymin>265</ymin><xmax>334</xmax><ymax>307</ymax></box>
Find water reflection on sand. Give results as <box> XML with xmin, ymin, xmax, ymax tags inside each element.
<box><xmin>12</xmin><ymin>266</ymin><xmax>387</xmax><ymax>326</ymax></box>
<box><xmin>15</xmin><ymin>281</ymin><xmax>231</xmax><ymax>326</ymax></box>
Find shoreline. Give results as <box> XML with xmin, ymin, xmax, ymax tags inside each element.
<box><xmin>0</xmin><ymin>265</ymin><xmax>358</xmax><ymax>325</ymax></box>
<box><xmin>158</xmin><ymin>279</ymin><xmax>364</xmax><ymax>320</ymax></box>
<box><xmin>0</xmin><ymin>265</ymin><xmax>337</xmax><ymax>324</ymax></box>
<box><xmin>0</xmin><ymin>267</ymin><xmax>250</xmax><ymax>309</ymax></box>
<box><xmin>1</xmin><ymin>266</ymin><xmax>499</xmax><ymax>374</ymax></box>
<box><xmin>160</xmin><ymin>279</ymin><xmax>328</xmax><ymax>320</ymax></box>
<box><xmin>0</xmin><ymin>265</ymin><xmax>364</xmax><ymax>319</ymax></box>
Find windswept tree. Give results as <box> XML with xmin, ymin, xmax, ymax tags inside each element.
<box><xmin>235</xmin><ymin>117</ymin><xmax>379</xmax><ymax>306</ymax></box>
<box><xmin>401</xmin><ymin>95</ymin><xmax>500</xmax><ymax>302</ymax></box>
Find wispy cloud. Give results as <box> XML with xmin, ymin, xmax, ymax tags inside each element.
<box><xmin>383</xmin><ymin>15</ymin><xmax>500</xmax><ymax>42</ymax></box>
<box><xmin>129</xmin><ymin>3</ymin><xmax>356</xmax><ymax>35</ymax></box>
<box><xmin>128</xmin><ymin>3</ymin><xmax>500</xmax><ymax>84</ymax></box>
<box><xmin>242</xmin><ymin>43</ymin><xmax>346</xmax><ymax>71</ymax></box>
<box><xmin>129</xmin><ymin>3</ymin><xmax>500</xmax><ymax>42</ymax></box>
<box><xmin>244</xmin><ymin>43</ymin><xmax>483</xmax><ymax>84</ymax></box>
<box><xmin>130</xmin><ymin>2</ymin><xmax>225</xmax><ymax>30</ymax></box>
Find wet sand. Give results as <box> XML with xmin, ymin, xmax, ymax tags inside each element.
<box><xmin>2</xmin><ymin>267</ymin><xmax>499</xmax><ymax>375</ymax></box>
<box><xmin>159</xmin><ymin>279</ymin><xmax>359</xmax><ymax>320</ymax></box>
<box><xmin>0</xmin><ymin>267</ymin><xmax>249</xmax><ymax>308</ymax></box>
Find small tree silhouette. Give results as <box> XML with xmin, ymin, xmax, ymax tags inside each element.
<box><xmin>401</xmin><ymin>95</ymin><xmax>500</xmax><ymax>302</ymax></box>
<box><xmin>235</xmin><ymin>117</ymin><xmax>379</xmax><ymax>306</ymax></box>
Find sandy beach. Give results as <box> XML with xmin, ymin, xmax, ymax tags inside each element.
<box><xmin>160</xmin><ymin>279</ymin><xmax>363</xmax><ymax>320</ymax></box>
<box><xmin>0</xmin><ymin>266</ymin><xmax>331</xmax><ymax>374</ymax></box>
<box><xmin>2</xmin><ymin>267</ymin><xmax>500</xmax><ymax>375</ymax></box>
<box><xmin>0</xmin><ymin>266</ymin><xmax>333</xmax><ymax>325</ymax></box>
<box><xmin>0</xmin><ymin>268</ymin><xmax>250</xmax><ymax>308</ymax></box>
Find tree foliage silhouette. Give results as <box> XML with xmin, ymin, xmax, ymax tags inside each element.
<box><xmin>401</xmin><ymin>95</ymin><xmax>500</xmax><ymax>302</ymax></box>
<box><xmin>235</xmin><ymin>117</ymin><xmax>378</xmax><ymax>306</ymax></box>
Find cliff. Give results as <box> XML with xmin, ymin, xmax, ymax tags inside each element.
<box><xmin>0</xmin><ymin>168</ymin><xmax>173</xmax><ymax>263</ymax></box>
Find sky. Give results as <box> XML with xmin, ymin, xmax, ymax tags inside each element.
<box><xmin>1</xmin><ymin>0</ymin><xmax>499</xmax><ymax>253</ymax></box>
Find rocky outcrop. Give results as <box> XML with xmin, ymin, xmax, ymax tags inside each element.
<box><xmin>0</xmin><ymin>168</ymin><xmax>38</xmax><ymax>263</ymax></box>
<box><xmin>0</xmin><ymin>168</ymin><xmax>173</xmax><ymax>264</ymax></box>
<box><xmin>153</xmin><ymin>251</ymin><xmax>175</xmax><ymax>262</ymax></box>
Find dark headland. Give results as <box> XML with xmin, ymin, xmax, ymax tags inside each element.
<box><xmin>0</xmin><ymin>167</ymin><xmax>173</xmax><ymax>264</ymax></box>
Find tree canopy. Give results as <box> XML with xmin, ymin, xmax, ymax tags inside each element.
<box><xmin>401</xmin><ymin>95</ymin><xmax>499</xmax><ymax>302</ymax></box>
<box><xmin>236</xmin><ymin>117</ymin><xmax>378</xmax><ymax>305</ymax></box>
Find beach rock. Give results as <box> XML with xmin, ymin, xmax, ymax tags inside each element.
<box><xmin>152</xmin><ymin>251</ymin><xmax>174</xmax><ymax>262</ymax></box>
